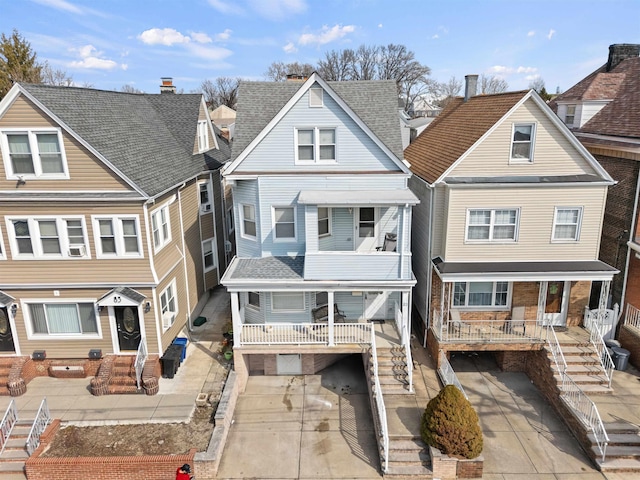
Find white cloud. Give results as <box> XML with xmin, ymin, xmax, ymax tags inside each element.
<box><xmin>516</xmin><ymin>66</ymin><xmax>537</xmax><ymax>74</ymax></box>
<box><xmin>525</xmin><ymin>74</ymin><xmax>539</xmax><ymax>81</ymax></box>
<box><xmin>215</xmin><ymin>29</ymin><xmax>233</xmax><ymax>42</ymax></box>
<box><xmin>138</xmin><ymin>28</ymin><xmax>191</xmax><ymax>46</ymax></box>
<box><xmin>378</xmin><ymin>23</ymin><xmax>383</xmax><ymax>28</ymax></box>
<box><xmin>432</xmin><ymin>34</ymin><xmax>439</xmax><ymax>40</ymax></box>
<box><xmin>185</xmin><ymin>43</ymin><xmax>233</xmax><ymax>61</ymax></box>
<box><xmin>489</xmin><ymin>65</ymin><xmax>538</xmax><ymax>75</ymax></box>
<box><xmin>68</xmin><ymin>44</ymin><xmax>120</xmax><ymax>70</ymax></box>
<box><xmin>248</xmin><ymin>0</ymin><xmax>306</xmax><ymax>21</ymax></box>
<box><xmin>190</xmin><ymin>32</ymin><xmax>212</xmax><ymax>44</ymax></box>
<box><xmin>207</xmin><ymin>0</ymin><xmax>244</xmax><ymax>15</ymax></box>
<box><xmin>547</xmin><ymin>29</ymin><xmax>556</xmax><ymax>40</ymax></box>
<box><xmin>32</xmin><ymin>0</ymin><xmax>82</xmax><ymax>14</ymax></box>
<box><xmin>527</xmin><ymin>30</ymin><xmax>535</xmax><ymax>37</ymax></box>
<box><xmin>283</xmin><ymin>42</ymin><xmax>298</xmax><ymax>54</ymax></box>
<box><xmin>298</xmin><ymin>24</ymin><xmax>356</xmax><ymax>46</ymax></box>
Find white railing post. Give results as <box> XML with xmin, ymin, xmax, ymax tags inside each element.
<box><xmin>0</xmin><ymin>399</ymin><xmax>18</xmax><ymax>455</ymax></box>
<box><xmin>370</xmin><ymin>325</ymin><xmax>389</xmax><ymax>473</ymax></box>
<box><xmin>134</xmin><ymin>339</ymin><xmax>148</xmax><ymax>390</ymax></box>
<box><xmin>547</xmin><ymin>325</ymin><xmax>567</xmax><ymax>375</ymax></box>
<box><xmin>26</xmin><ymin>398</ymin><xmax>51</xmax><ymax>456</ymax></box>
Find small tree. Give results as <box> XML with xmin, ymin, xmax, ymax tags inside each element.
<box><xmin>0</xmin><ymin>29</ymin><xmax>43</xmax><ymax>99</ymax></box>
<box><xmin>421</xmin><ymin>384</ymin><xmax>483</xmax><ymax>459</ymax></box>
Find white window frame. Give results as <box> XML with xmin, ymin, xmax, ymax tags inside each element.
<box><xmin>91</xmin><ymin>215</ymin><xmax>143</xmax><ymax>258</ymax></box>
<box><xmin>247</xmin><ymin>291</ymin><xmax>260</xmax><ymax>311</ymax></box>
<box><xmin>0</xmin><ymin>128</ymin><xmax>69</xmax><ymax>180</ymax></box>
<box><xmin>199</xmin><ymin>181</ymin><xmax>212</xmax><ymax>215</ymax></box>
<box><xmin>552</xmin><ymin>207</ymin><xmax>583</xmax><ymax>242</ymax></box>
<box><xmin>240</xmin><ymin>204</ymin><xmax>257</xmax><ymax>240</ymax></box>
<box><xmin>197</xmin><ymin>120</ymin><xmax>209</xmax><ymax>152</ymax></box>
<box><xmin>151</xmin><ymin>203</ymin><xmax>171</xmax><ymax>252</ymax></box>
<box><xmin>318</xmin><ymin>207</ymin><xmax>331</xmax><ymax>237</ymax></box>
<box><xmin>160</xmin><ymin>279</ymin><xmax>178</xmax><ymax>331</ymax></box>
<box><xmin>452</xmin><ymin>282</ymin><xmax>511</xmax><ymax>310</ymax></box>
<box><xmin>565</xmin><ymin>104</ymin><xmax>576</xmax><ymax>126</ymax></box>
<box><xmin>22</xmin><ymin>298</ymin><xmax>102</xmax><ymax>340</ymax></box>
<box><xmin>465</xmin><ymin>208</ymin><xmax>520</xmax><ymax>243</ymax></box>
<box><xmin>294</xmin><ymin>127</ymin><xmax>337</xmax><ymax>164</ymax></box>
<box><xmin>271</xmin><ymin>292</ymin><xmax>305</xmax><ymax>312</ymax></box>
<box><xmin>272</xmin><ymin>206</ymin><xmax>297</xmax><ymax>242</ymax></box>
<box><xmin>226</xmin><ymin>206</ymin><xmax>234</xmax><ymax>234</ymax></box>
<box><xmin>6</xmin><ymin>216</ymin><xmax>90</xmax><ymax>259</ymax></box>
<box><xmin>0</xmin><ymin>224</ymin><xmax>5</xmax><ymax>260</ymax></box>
<box><xmin>202</xmin><ymin>238</ymin><xmax>216</xmax><ymax>272</ymax></box>
<box><xmin>509</xmin><ymin>123</ymin><xmax>536</xmax><ymax>163</ymax></box>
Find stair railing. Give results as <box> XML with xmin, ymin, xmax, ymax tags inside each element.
<box><xmin>0</xmin><ymin>399</ymin><xmax>18</xmax><ymax>455</ymax></box>
<box><xmin>561</xmin><ymin>374</ymin><xmax>609</xmax><ymax>462</ymax></box>
<box><xmin>589</xmin><ymin>325</ymin><xmax>614</xmax><ymax>389</ymax></box>
<box><xmin>370</xmin><ymin>325</ymin><xmax>389</xmax><ymax>473</ymax></box>
<box><xmin>546</xmin><ymin>325</ymin><xmax>567</xmax><ymax>375</ymax></box>
<box><xmin>437</xmin><ymin>350</ymin><xmax>467</xmax><ymax>399</ymax></box>
<box><xmin>26</xmin><ymin>398</ymin><xmax>51</xmax><ymax>455</ymax></box>
<box><xmin>134</xmin><ymin>339</ymin><xmax>148</xmax><ymax>390</ymax></box>
<box><xmin>397</xmin><ymin>304</ymin><xmax>414</xmax><ymax>393</ymax></box>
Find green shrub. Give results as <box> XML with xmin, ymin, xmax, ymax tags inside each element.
<box><xmin>421</xmin><ymin>384</ymin><xmax>483</xmax><ymax>459</ymax></box>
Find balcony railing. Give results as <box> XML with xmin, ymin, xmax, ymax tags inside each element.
<box><xmin>240</xmin><ymin>322</ymin><xmax>371</xmax><ymax>346</ymax></box>
<box><xmin>304</xmin><ymin>252</ymin><xmax>410</xmax><ymax>281</ymax></box>
<box><xmin>625</xmin><ymin>303</ymin><xmax>640</xmax><ymax>330</ymax></box>
<box><xmin>432</xmin><ymin>308</ymin><xmax>547</xmax><ymax>343</ymax></box>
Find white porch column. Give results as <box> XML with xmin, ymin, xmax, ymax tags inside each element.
<box><xmin>231</xmin><ymin>292</ymin><xmax>241</xmax><ymax>346</ymax></box>
<box><xmin>401</xmin><ymin>291</ymin><xmax>410</xmax><ymax>345</ymax></box>
<box><xmin>537</xmin><ymin>281</ymin><xmax>548</xmax><ymax>324</ymax></box>
<box><xmin>328</xmin><ymin>291</ymin><xmax>335</xmax><ymax>347</ymax></box>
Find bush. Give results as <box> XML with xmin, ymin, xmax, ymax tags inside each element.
<box><xmin>421</xmin><ymin>384</ymin><xmax>483</xmax><ymax>459</ymax></box>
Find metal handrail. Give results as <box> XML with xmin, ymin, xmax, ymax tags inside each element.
<box><xmin>0</xmin><ymin>400</ymin><xmax>18</xmax><ymax>455</ymax></box>
<box><xmin>561</xmin><ymin>374</ymin><xmax>609</xmax><ymax>462</ymax></box>
<box><xmin>395</xmin><ymin>302</ymin><xmax>413</xmax><ymax>393</ymax></box>
<box><xmin>370</xmin><ymin>325</ymin><xmax>389</xmax><ymax>473</ymax></box>
<box><xmin>437</xmin><ymin>350</ymin><xmax>467</xmax><ymax>399</ymax></box>
<box><xmin>134</xmin><ymin>339</ymin><xmax>148</xmax><ymax>390</ymax></box>
<box><xmin>589</xmin><ymin>325</ymin><xmax>614</xmax><ymax>388</ymax></box>
<box><xmin>26</xmin><ymin>398</ymin><xmax>51</xmax><ymax>455</ymax></box>
<box><xmin>547</xmin><ymin>325</ymin><xmax>567</xmax><ymax>374</ymax></box>
<box><xmin>625</xmin><ymin>303</ymin><xmax>640</xmax><ymax>330</ymax></box>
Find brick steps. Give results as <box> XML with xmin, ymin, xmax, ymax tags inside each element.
<box><xmin>385</xmin><ymin>436</ymin><xmax>432</xmax><ymax>478</ymax></box>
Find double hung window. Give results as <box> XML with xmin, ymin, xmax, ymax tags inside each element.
<box><xmin>151</xmin><ymin>205</ymin><xmax>171</xmax><ymax>250</ymax></box>
<box><xmin>273</xmin><ymin>207</ymin><xmax>296</xmax><ymax>240</ymax></box>
<box><xmin>202</xmin><ymin>239</ymin><xmax>216</xmax><ymax>271</ymax></box>
<box><xmin>241</xmin><ymin>204</ymin><xmax>256</xmax><ymax>239</ymax></box>
<box><xmin>8</xmin><ymin>217</ymin><xmax>89</xmax><ymax>258</ymax></box>
<box><xmin>296</xmin><ymin>127</ymin><xmax>336</xmax><ymax>162</ymax></box>
<box><xmin>197</xmin><ymin>121</ymin><xmax>209</xmax><ymax>152</ymax></box>
<box><xmin>552</xmin><ymin>207</ymin><xmax>582</xmax><ymax>241</ymax></box>
<box><xmin>27</xmin><ymin>302</ymin><xmax>98</xmax><ymax>336</ymax></box>
<box><xmin>199</xmin><ymin>182</ymin><xmax>212</xmax><ymax>214</ymax></box>
<box><xmin>453</xmin><ymin>282</ymin><xmax>510</xmax><ymax>308</ymax></box>
<box><xmin>2</xmin><ymin>129</ymin><xmax>67</xmax><ymax>178</ymax></box>
<box><xmin>510</xmin><ymin>124</ymin><xmax>535</xmax><ymax>162</ymax></box>
<box><xmin>565</xmin><ymin>105</ymin><xmax>576</xmax><ymax>126</ymax></box>
<box><xmin>318</xmin><ymin>207</ymin><xmax>330</xmax><ymax>237</ymax></box>
<box><xmin>160</xmin><ymin>280</ymin><xmax>177</xmax><ymax>330</ymax></box>
<box><xmin>271</xmin><ymin>292</ymin><xmax>305</xmax><ymax>312</ymax></box>
<box><xmin>93</xmin><ymin>216</ymin><xmax>141</xmax><ymax>257</ymax></box>
<box><xmin>466</xmin><ymin>209</ymin><xmax>518</xmax><ymax>242</ymax></box>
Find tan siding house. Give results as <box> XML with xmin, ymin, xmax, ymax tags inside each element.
<box><xmin>405</xmin><ymin>79</ymin><xmax>616</xmax><ymax>354</ymax></box>
<box><xmin>0</xmin><ymin>81</ymin><xmax>230</xmax><ymax>392</ymax></box>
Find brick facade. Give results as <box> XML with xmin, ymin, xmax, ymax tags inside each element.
<box><xmin>625</xmin><ymin>254</ymin><xmax>640</xmax><ymax>311</ymax></box>
<box><xmin>619</xmin><ymin>325</ymin><xmax>640</xmax><ymax>369</ymax></box>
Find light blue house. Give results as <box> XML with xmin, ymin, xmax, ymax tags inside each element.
<box><xmin>221</xmin><ymin>73</ymin><xmax>418</xmax><ymax>386</ymax></box>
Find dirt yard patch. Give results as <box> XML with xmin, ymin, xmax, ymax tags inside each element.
<box><xmin>41</xmin><ymin>404</ymin><xmax>215</xmax><ymax>457</ymax></box>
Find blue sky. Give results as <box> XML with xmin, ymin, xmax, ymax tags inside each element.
<box><xmin>2</xmin><ymin>0</ymin><xmax>639</xmax><ymax>95</ymax></box>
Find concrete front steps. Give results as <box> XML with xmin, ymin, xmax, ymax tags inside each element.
<box><xmin>375</xmin><ymin>346</ymin><xmax>410</xmax><ymax>395</ymax></box>
<box><xmin>549</xmin><ymin>342</ymin><xmax>613</xmax><ymax>394</ymax></box>
<box><xmin>594</xmin><ymin>422</ymin><xmax>640</xmax><ymax>472</ymax></box>
<box><xmin>0</xmin><ymin>421</ymin><xmax>32</xmax><ymax>479</ymax></box>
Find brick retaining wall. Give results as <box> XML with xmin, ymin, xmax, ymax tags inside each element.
<box><xmin>619</xmin><ymin>325</ymin><xmax>640</xmax><ymax>369</ymax></box>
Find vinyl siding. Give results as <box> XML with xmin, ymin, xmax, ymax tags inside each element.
<box><xmin>0</xmin><ymin>95</ymin><xmax>135</xmax><ymax>192</ymax></box>
<box><xmin>150</xmin><ymin>191</ymin><xmax>185</xmax><ymax>281</ymax></box>
<box><xmin>442</xmin><ymin>185</ymin><xmax>607</xmax><ymax>261</ymax></box>
<box><xmin>179</xmin><ymin>180</ymin><xmax>206</xmax><ymax>310</ymax></box>
<box><xmin>432</xmin><ymin>185</ymin><xmax>447</xmax><ymax>258</ymax></box>
<box><xmin>235</xmin><ymin>86</ymin><xmax>401</xmax><ymax>173</ymax></box>
<box><xmin>234</xmin><ymin>179</ymin><xmax>260</xmax><ymax>257</ymax></box>
<box><xmin>409</xmin><ymin>175</ymin><xmax>432</xmax><ymax>322</ymax></box>
<box><xmin>263</xmin><ymin>292</ymin><xmax>311</xmax><ymax>324</ymax></box>
<box><xmin>304</xmin><ymin>252</ymin><xmax>409</xmax><ymax>280</ymax></box>
<box><xmin>0</xmin><ymin>202</ymin><xmax>154</xmax><ymax>285</ymax></box>
<box><xmin>157</xmin><ymin>263</ymin><xmax>187</xmax><ymax>352</ymax></box>
<box><xmin>7</xmin><ymin>286</ymin><xmax>156</xmax><ymax>358</ymax></box>
<box><xmin>449</xmin><ymin>98</ymin><xmax>598</xmax><ymax>178</ymax></box>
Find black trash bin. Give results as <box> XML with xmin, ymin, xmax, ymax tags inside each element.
<box><xmin>611</xmin><ymin>347</ymin><xmax>631</xmax><ymax>371</ymax></box>
<box><xmin>161</xmin><ymin>344</ymin><xmax>183</xmax><ymax>378</ymax></box>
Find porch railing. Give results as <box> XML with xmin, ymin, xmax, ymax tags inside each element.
<box><xmin>0</xmin><ymin>400</ymin><xmax>18</xmax><ymax>455</ymax></box>
<box><xmin>589</xmin><ymin>325</ymin><xmax>614</xmax><ymax>389</ymax></box>
<box><xmin>437</xmin><ymin>350</ymin><xmax>467</xmax><ymax>399</ymax></box>
<box><xmin>625</xmin><ymin>303</ymin><xmax>640</xmax><ymax>330</ymax></box>
<box><xmin>134</xmin><ymin>339</ymin><xmax>148</xmax><ymax>390</ymax></box>
<box><xmin>547</xmin><ymin>325</ymin><xmax>567</xmax><ymax>375</ymax></box>
<box><xmin>395</xmin><ymin>302</ymin><xmax>413</xmax><ymax>393</ymax></box>
<box><xmin>370</xmin><ymin>325</ymin><xmax>389</xmax><ymax>473</ymax></box>
<box><xmin>26</xmin><ymin>398</ymin><xmax>51</xmax><ymax>456</ymax></box>
<box><xmin>240</xmin><ymin>322</ymin><xmax>370</xmax><ymax>345</ymax></box>
<box><xmin>431</xmin><ymin>309</ymin><xmax>547</xmax><ymax>343</ymax></box>
<box><xmin>561</xmin><ymin>374</ymin><xmax>608</xmax><ymax>462</ymax></box>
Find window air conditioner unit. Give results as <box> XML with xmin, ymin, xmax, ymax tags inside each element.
<box><xmin>224</xmin><ymin>240</ymin><xmax>232</xmax><ymax>253</ymax></box>
<box><xmin>202</xmin><ymin>204</ymin><xmax>212</xmax><ymax>212</ymax></box>
<box><xmin>68</xmin><ymin>245</ymin><xmax>86</xmax><ymax>257</ymax></box>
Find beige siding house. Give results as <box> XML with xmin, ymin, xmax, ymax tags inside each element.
<box><xmin>405</xmin><ymin>77</ymin><xmax>616</xmax><ymax>359</ymax></box>
<box><xmin>0</xmin><ymin>82</ymin><xmax>230</xmax><ymax>394</ymax></box>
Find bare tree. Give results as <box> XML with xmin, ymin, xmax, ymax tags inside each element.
<box><xmin>200</xmin><ymin>77</ymin><xmax>240</xmax><ymax>109</ymax></box>
<box><xmin>433</xmin><ymin>76</ymin><xmax>463</xmax><ymax>108</ymax></box>
<box><xmin>528</xmin><ymin>77</ymin><xmax>551</xmax><ymax>101</ymax></box>
<box><xmin>479</xmin><ymin>74</ymin><xmax>508</xmax><ymax>94</ymax></box>
<box><xmin>352</xmin><ymin>45</ymin><xmax>378</xmax><ymax>80</ymax></box>
<box><xmin>41</xmin><ymin>62</ymin><xmax>73</xmax><ymax>86</ymax></box>
<box><xmin>264</xmin><ymin>61</ymin><xmax>315</xmax><ymax>82</ymax></box>
<box><xmin>120</xmin><ymin>84</ymin><xmax>144</xmax><ymax>93</ymax></box>
<box><xmin>317</xmin><ymin>49</ymin><xmax>355</xmax><ymax>81</ymax></box>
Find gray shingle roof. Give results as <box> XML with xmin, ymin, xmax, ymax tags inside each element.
<box><xmin>231</xmin><ymin>78</ymin><xmax>404</xmax><ymax>161</ymax></box>
<box><xmin>0</xmin><ymin>291</ymin><xmax>15</xmax><ymax>307</ymax></box>
<box><xmin>19</xmin><ymin>84</ymin><xmax>229</xmax><ymax>197</ymax></box>
<box><xmin>231</xmin><ymin>256</ymin><xmax>304</xmax><ymax>280</ymax></box>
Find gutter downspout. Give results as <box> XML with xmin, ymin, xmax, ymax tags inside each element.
<box><xmin>424</xmin><ymin>182</ymin><xmax>434</xmax><ymax>348</ymax></box>
<box><xmin>619</xmin><ymin>169</ymin><xmax>640</xmax><ymax>321</ymax></box>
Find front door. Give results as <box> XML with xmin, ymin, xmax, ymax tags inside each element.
<box><xmin>0</xmin><ymin>308</ymin><xmax>15</xmax><ymax>352</ymax></box>
<box><xmin>544</xmin><ymin>281</ymin><xmax>569</xmax><ymax>326</ymax></box>
<box><xmin>355</xmin><ymin>207</ymin><xmax>378</xmax><ymax>251</ymax></box>
<box><xmin>115</xmin><ymin>306</ymin><xmax>141</xmax><ymax>351</ymax></box>
<box><xmin>364</xmin><ymin>292</ymin><xmax>387</xmax><ymax>321</ymax></box>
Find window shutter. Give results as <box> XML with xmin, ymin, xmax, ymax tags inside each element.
<box><xmin>309</xmin><ymin>88</ymin><xmax>323</xmax><ymax>107</ymax></box>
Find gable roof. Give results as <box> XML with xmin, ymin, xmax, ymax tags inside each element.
<box><xmin>551</xmin><ymin>57</ymin><xmax>640</xmax><ymax>139</ymax></box>
<box><xmin>10</xmin><ymin>84</ymin><xmax>229</xmax><ymax>197</ymax></box>
<box><xmin>227</xmin><ymin>74</ymin><xmax>406</xmax><ymax>173</ymax></box>
<box><xmin>404</xmin><ymin>91</ymin><xmax>528</xmax><ymax>183</ymax></box>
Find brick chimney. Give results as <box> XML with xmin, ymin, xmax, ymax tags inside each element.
<box><xmin>160</xmin><ymin>77</ymin><xmax>176</xmax><ymax>94</ymax></box>
<box><xmin>606</xmin><ymin>44</ymin><xmax>640</xmax><ymax>72</ymax></box>
<box><xmin>464</xmin><ymin>74</ymin><xmax>478</xmax><ymax>102</ymax></box>
<box><xmin>286</xmin><ymin>73</ymin><xmax>308</xmax><ymax>82</ymax></box>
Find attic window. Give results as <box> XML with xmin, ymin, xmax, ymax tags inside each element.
<box><xmin>309</xmin><ymin>88</ymin><xmax>323</xmax><ymax>107</ymax></box>
<box><xmin>510</xmin><ymin>124</ymin><xmax>535</xmax><ymax>163</ymax></box>
<box><xmin>197</xmin><ymin>121</ymin><xmax>209</xmax><ymax>152</ymax></box>
<box><xmin>565</xmin><ymin>105</ymin><xmax>576</xmax><ymax>126</ymax></box>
